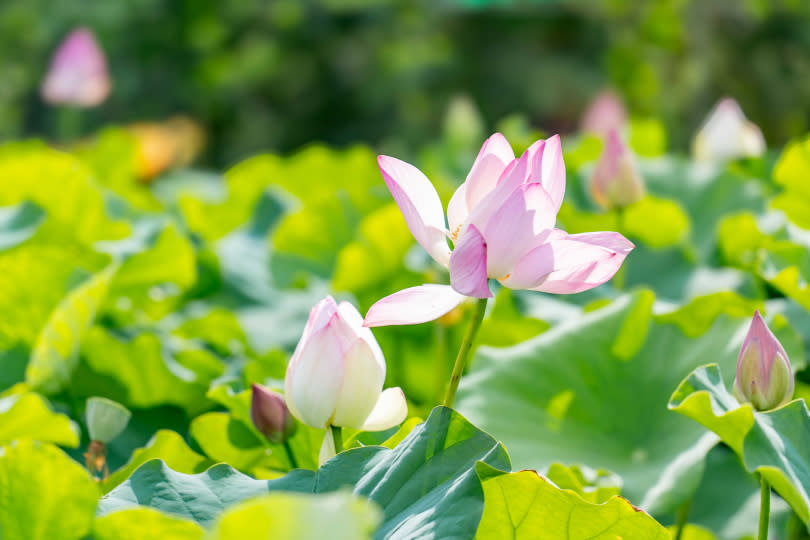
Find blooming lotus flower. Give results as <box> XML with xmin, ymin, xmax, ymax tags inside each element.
<box><xmin>364</xmin><ymin>133</ymin><xmax>634</xmax><ymax>327</ymax></box>
<box><xmin>733</xmin><ymin>311</ymin><xmax>794</xmax><ymax>411</ymax></box>
<box><xmin>693</xmin><ymin>98</ymin><xmax>765</xmax><ymax>162</ymax></box>
<box><xmin>41</xmin><ymin>28</ymin><xmax>111</xmax><ymax>107</ymax></box>
<box><xmin>250</xmin><ymin>384</ymin><xmax>297</xmax><ymax>444</ymax></box>
<box><xmin>590</xmin><ymin>129</ymin><xmax>645</xmax><ymax>210</ymax></box>
<box><xmin>580</xmin><ymin>91</ymin><xmax>628</xmax><ymax>138</ymax></box>
<box><xmin>285</xmin><ymin>297</ymin><xmax>407</xmax><ymax>454</ymax></box>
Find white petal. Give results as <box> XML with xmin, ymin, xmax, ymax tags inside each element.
<box><xmin>287</xmin><ymin>319</ymin><xmax>344</xmax><ymax>429</ymax></box>
<box><xmin>363</xmin><ymin>284</ymin><xmax>467</xmax><ymax>327</ymax></box>
<box><xmin>319</xmin><ymin>430</ymin><xmax>336</xmax><ymax>466</ymax></box>
<box><xmin>361</xmin><ymin>387</ymin><xmax>408</xmax><ymax>432</ymax></box>
<box><xmin>337</xmin><ymin>301</ymin><xmax>385</xmax><ymax>375</ymax></box>
<box><xmin>331</xmin><ymin>338</ymin><xmax>385</xmax><ymax>429</ymax></box>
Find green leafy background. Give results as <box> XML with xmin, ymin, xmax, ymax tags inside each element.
<box><xmin>2</xmin><ymin>106</ymin><xmax>810</xmax><ymax>539</ymax></box>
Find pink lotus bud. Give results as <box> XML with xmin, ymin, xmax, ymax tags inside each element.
<box><xmin>284</xmin><ymin>296</ymin><xmax>407</xmax><ymax>432</ymax></box>
<box><xmin>693</xmin><ymin>98</ymin><xmax>765</xmax><ymax>162</ymax></box>
<box><xmin>590</xmin><ymin>129</ymin><xmax>645</xmax><ymax>210</ymax></box>
<box><xmin>41</xmin><ymin>28</ymin><xmax>111</xmax><ymax>107</ymax></box>
<box><xmin>733</xmin><ymin>311</ymin><xmax>794</xmax><ymax>411</ymax></box>
<box><xmin>580</xmin><ymin>91</ymin><xmax>628</xmax><ymax>138</ymax></box>
<box><xmin>250</xmin><ymin>384</ymin><xmax>297</xmax><ymax>444</ymax></box>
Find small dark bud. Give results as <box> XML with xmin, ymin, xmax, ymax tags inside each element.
<box><xmin>250</xmin><ymin>383</ymin><xmax>297</xmax><ymax>444</ymax></box>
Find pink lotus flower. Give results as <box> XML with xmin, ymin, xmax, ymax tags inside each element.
<box><xmin>364</xmin><ymin>133</ymin><xmax>634</xmax><ymax>327</ymax></box>
<box><xmin>590</xmin><ymin>129</ymin><xmax>645</xmax><ymax>210</ymax></box>
<box><xmin>41</xmin><ymin>28</ymin><xmax>111</xmax><ymax>107</ymax></box>
<box><xmin>733</xmin><ymin>311</ymin><xmax>794</xmax><ymax>411</ymax></box>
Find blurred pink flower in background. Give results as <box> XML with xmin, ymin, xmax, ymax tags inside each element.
<box><xmin>580</xmin><ymin>91</ymin><xmax>628</xmax><ymax>138</ymax></box>
<box><xmin>41</xmin><ymin>28</ymin><xmax>111</xmax><ymax>107</ymax></box>
<box><xmin>590</xmin><ymin>129</ymin><xmax>646</xmax><ymax>210</ymax></box>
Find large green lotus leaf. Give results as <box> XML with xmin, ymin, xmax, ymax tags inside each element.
<box><xmin>670</xmin><ymin>364</ymin><xmax>810</xmax><ymax>528</ymax></box>
<box><xmin>0</xmin><ymin>201</ymin><xmax>45</xmax><ymax>252</ymax></box>
<box><xmin>98</xmin><ymin>460</ymin><xmax>315</xmax><ymax>523</ymax></box>
<box><xmin>207</xmin><ymin>492</ymin><xmax>381</xmax><ymax>540</ymax></box>
<box><xmin>0</xmin><ymin>244</ymin><xmax>108</xmax><ymax>349</ymax></box>
<box><xmin>73</xmin><ymin>327</ymin><xmax>218</xmax><ymax>415</ymax></box>
<box><xmin>93</xmin><ymin>507</ymin><xmax>204</xmax><ymax>540</ymax></box>
<box><xmin>455</xmin><ymin>290</ymin><xmax>795</xmax><ymax>513</ymax></box>
<box><xmin>0</xmin><ymin>440</ymin><xmax>100</xmax><ymax>540</ymax></box>
<box><xmin>474</xmin><ymin>463</ymin><xmax>669</xmax><ymax>540</ymax></box>
<box><xmin>0</xmin><ymin>141</ymin><xmax>130</xmax><ymax>243</ymax></box>
<box><xmin>0</xmin><ymin>387</ymin><xmax>79</xmax><ymax>446</ymax></box>
<box><xmin>25</xmin><ymin>264</ymin><xmax>118</xmax><ymax>394</ymax></box>
<box><xmin>103</xmin><ymin>430</ymin><xmax>213</xmax><ymax>493</ymax></box>
<box><xmin>101</xmin><ymin>407</ymin><xmax>510</xmax><ymax>539</ymax></box>
<box><xmin>718</xmin><ymin>213</ymin><xmax>810</xmax><ymax>310</ymax></box>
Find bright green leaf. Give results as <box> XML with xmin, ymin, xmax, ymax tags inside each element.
<box><xmin>26</xmin><ymin>264</ymin><xmax>118</xmax><ymax>394</ymax></box>
<box><xmin>475</xmin><ymin>464</ymin><xmax>669</xmax><ymax>539</ymax></box>
<box><xmin>207</xmin><ymin>492</ymin><xmax>381</xmax><ymax>540</ymax></box>
<box><xmin>0</xmin><ymin>440</ymin><xmax>100</xmax><ymax>540</ymax></box>
<box><xmin>0</xmin><ymin>389</ymin><xmax>79</xmax><ymax>447</ymax></box>
<box><xmin>93</xmin><ymin>507</ymin><xmax>204</xmax><ymax>540</ymax></box>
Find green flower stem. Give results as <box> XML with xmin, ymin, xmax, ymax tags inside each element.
<box><xmin>673</xmin><ymin>498</ymin><xmax>692</xmax><ymax>540</ymax></box>
<box><xmin>283</xmin><ymin>439</ymin><xmax>299</xmax><ymax>469</ymax></box>
<box><xmin>56</xmin><ymin>106</ymin><xmax>83</xmax><ymax>143</ymax></box>
<box><xmin>759</xmin><ymin>475</ymin><xmax>771</xmax><ymax>540</ymax></box>
<box><xmin>442</xmin><ymin>297</ymin><xmax>488</xmax><ymax>408</ymax></box>
<box><xmin>330</xmin><ymin>424</ymin><xmax>343</xmax><ymax>454</ymax></box>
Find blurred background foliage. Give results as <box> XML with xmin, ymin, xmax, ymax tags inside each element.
<box><xmin>4</xmin><ymin>0</ymin><xmax>810</xmax><ymax>166</ymax></box>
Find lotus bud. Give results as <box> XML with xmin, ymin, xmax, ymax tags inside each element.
<box><xmin>580</xmin><ymin>91</ymin><xmax>628</xmax><ymax>138</ymax></box>
<box><xmin>85</xmin><ymin>397</ymin><xmax>131</xmax><ymax>444</ymax></box>
<box><xmin>41</xmin><ymin>28</ymin><xmax>111</xmax><ymax>107</ymax></box>
<box><xmin>733</xmin><ymin>311</ymin><xmax>794</xmax><ymax>411</ymax></box>
<box><xmin>693</xmin><ymin>98</ymin><xmax>765</xmax><ymax>162</ymax></box>
<box><xmin>590</xmin><ymin>130</ymin><xmax>645</xmax><ymax>210</ymax></box>
<box><xmin>250</xmin><ymin>384</ymin><xmax>297</xmax><ymax>444</ymax></box>
<box><xmin>285</xmin><ymin>296</ymin><xmax>407</xmax><ymax>433</ymax></box>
